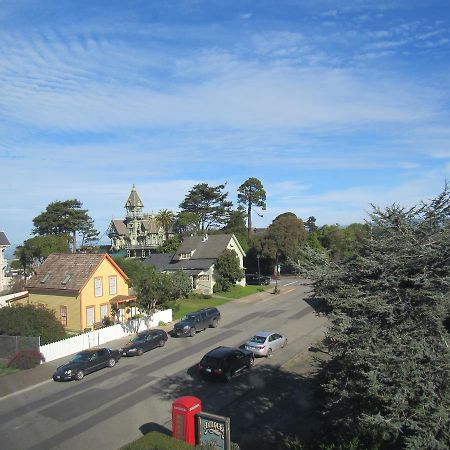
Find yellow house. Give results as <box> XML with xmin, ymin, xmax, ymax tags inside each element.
<box><xmin>19</xmin><ymin>253</ymin><xmax>135</xmax><ymax>332</ymax></box>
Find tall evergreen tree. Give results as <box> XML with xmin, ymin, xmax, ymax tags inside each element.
<box><xmin>179</xmin><ymin>183</ymin><xmax>232</xmax><ymax>231</ymax></box>
<box><xmin>237</xmin><ymin>177</ymin><xmax>266</xmax><ymax>239</ymax></box>
<box><xmin>32</xmin><ymin>199</ymin><xmax>98</xmax><ymax>252</ymax></box>
<box><xmin>314</xmin><ymin>188</ymin><xmax>450</xmax><ymax>449</ymax></box>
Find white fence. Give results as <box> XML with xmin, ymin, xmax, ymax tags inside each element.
<box><xmin>40</xmin><ymin>309</ymin><xmax>172</xmax><ymax>363</ymax></box>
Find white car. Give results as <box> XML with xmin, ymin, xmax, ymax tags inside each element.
<box><xmin>244</xmin><ymin>331</ymin><xmax>287</xmax><ymax>357</ymax></box>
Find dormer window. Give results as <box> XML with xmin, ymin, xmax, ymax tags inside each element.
<box><xmin>40</xmin><ymin>273</ymin><xmax>51</xmax><ymax>284</ymax></box>
<box><xmin>61</xmin><ymin>274</ymin><xmax>72</xmax><ymax>285</ymax></box>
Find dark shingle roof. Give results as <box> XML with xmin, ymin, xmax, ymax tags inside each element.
<box><xmin>0</xmin><ymin>232</ymin><xmax>10</xmax><ymax>246</ymax></box>
<box><xmin>25</xmin><ymin>253</ymin><xmax>122</xmax><ymax>292</ymax></box>
<box><xmin>111</xmin><ymin>220</ymin><xmax>129</xmax><ymax>236</ymax></box>
<box><xmin>125</xmin><ymin>185</ymin><xmax>144</xmax><ymax>208</ymax></box>
<box><xmin>173</xmin><ymin>234</ymin><xmax>238</xmax><ymax>260</ymax></box>
<box><xmin>144</xmin><ymin>253</ymin><xmax>174</xmax><ymax>270</ymax></box>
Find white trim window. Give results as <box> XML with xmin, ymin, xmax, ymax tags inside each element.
<box><xmin>100</xmin><ymin>304</ymin><xmax>108</xmax><ymax>320</ymax></box>
<box><xmin>86</xmin><ymin>306</ymin><xmax>95</xmax><ymax>327</ymax></box>
<box><xmin>109</xmin><ymin>276</ymin><xmax>117</xmax><ymax>295</ymax></box>
<box><xmin>94</xmin><ymin>277</ymin><xmax>103</xmax><ymax>297</ymax></box>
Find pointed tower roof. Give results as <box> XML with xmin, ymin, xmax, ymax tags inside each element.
<box><xmin>0</xmin><ymin>231</ymin><xmax>10</xmax><ymax>246</ymax></box>
<box><xmin>125</xmin><ymin>184</ymin><xmax>144</xmax><ymax>209</ymax></box>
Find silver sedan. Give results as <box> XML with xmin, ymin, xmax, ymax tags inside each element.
<box><xmin>244</xmin><ymin>331</ymin><xmax>288</xmax><ymax>358</ymax></box>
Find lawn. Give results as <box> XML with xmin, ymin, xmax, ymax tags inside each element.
<box><xmin>173</xmin><ymin>285</ymin><xmax>269</xmax><ymax>320</ymax></box>
<box><xmin>0</xmin><ymin>362</ymin><xmax>19</xmax><ymax>377</ymax></box>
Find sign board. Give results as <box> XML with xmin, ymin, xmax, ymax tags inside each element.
<box><xmin>197</xmin><ymin>411</ymin><xmax>231</xmax><ymax>450</ymax></box>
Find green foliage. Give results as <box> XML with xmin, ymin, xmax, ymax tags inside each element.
<box><xmin>237</xmin><ymin>177</ymin><xmax>266</xmax><ymax>239</ymax></box>
<box><xmin>215</xmin><ymin>249</ymin><xmax>244</xmax><ymax>291</ymax></box>
<box><xmin>133</xmin><ymin>267</ymin><xmax>192</xmax><ymax>316</ymax></box>
<box><xmin>0</xmin><ymin>304</ymin><xmax>66</xmax><ymax>345</ymax></box>
<box><xmin>157</xmin><ymin>235</ymin><xmax>182</xmax><ymax>253</ymax></box>
<box><xmin>8</xmin><ymin>349</ymin><xmax>45</xmax><ymax>370</ymax></box>
<box><xmin>15</xmin><ymin>235</ymin><xmax>70</xmax><ymax>274</ymax></box>
<box><xmin>179</xmin><ymin>183</ymin><xmax>233</xmax><ymax>231</ymax></box>
<box><xmin>258</xmin><ymin>212</ymin><xmax>307</xmax><ymax>270</ymax></box>
<box><xmin>314</xmin><ymin>188</ymin><xmax>450</xmax><ymax>449</ymax></box>
<box><xmin>32</xmin><ymin>199</ymin><xmax>98</xmax><ymax>252</ymax></box>
<box><xmin>156</xmin><ymin>209</ymin><xmax>176</xmax><ymax>240</ymax></box>
<box><xmin>173</xmin><ymin>211</ymin><xmax>201</xmax><ymax>235</ymax></box>
<box><xmin>112</xmin><ymin>257</ymin><xmax>148</xmax><ymax>285</ymax></box>
<box><xmin>317</xmin><ymin>223</ymin><xmax>369</xmax><ymax>261</ymax></box>
<box><xmin>305</xmin><ymin>216</ymin><xmax>318</xmax><ymax>233</ymax></box>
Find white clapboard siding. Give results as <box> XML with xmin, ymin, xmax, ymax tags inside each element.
<box><xmin>40</xmin><ymin>309</ymin><xmax>172</xmax><ymax>363</ymax></box>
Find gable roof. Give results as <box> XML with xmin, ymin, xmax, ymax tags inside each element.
<box><xmin>0</xmin><ymin>231</ymin><xmax>10</xmax><ymax>246</ymax></box>
<box><xmin>25</xmin><ymin>253</ymin><xmax>128</xmax><ymax>292</ymax></box>
<box><xmin>173</xmin><ymin>234</ymin><xmax>244</xmax><ymax>261</ymax></box>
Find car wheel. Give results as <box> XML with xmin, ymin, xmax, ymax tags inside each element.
<box><xmin>225</xmin><ymin>371</ymin><xmax>232</xmax><ymax>382</ymax></box>
<box><xmin>190</xmin><ymin>327</ymin><xmax>196</xmax><ymax>337</ymax></box>
<box><xmin>247</xmin><ymin>356</ymin><xmax>255</xmax><ymax>368</ymax></box>
<box><xmin>75</xmin><ymin>370</ymin><xmax>84</xmax><ymax>381</ymax></box>
<box><xmin>211</xmin><ymin>318</ymin><xmax>219</xmax><ymax>328</ymax></box>
<box><xmin>282</xmin><ymin>338</ymin><xmax>288</xmax><ymax>348</ymax></box>
<box><xmin>137</xmin><ymin>348</ymin><xmax>144</xmax><ymax>356</ymax></box>
<box><xmin>159</xmin><ymin>339</ymin><xmax>165</xmax><ymax>347</ymax></box>
<box><xmin>266</xmin><ymin>348</ymin><xmax>273</xmax><ymax>358</ymax></box>
<box><xmin>108</xmin><ymin>358</ymin><xmax>116</xmax><ymax>368</ymax></box>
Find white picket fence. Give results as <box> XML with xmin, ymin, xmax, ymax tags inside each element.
<box><xmin>40</xmin><ymin>309</ymin><xmax>172</xmax><ymax>363</ymax></box>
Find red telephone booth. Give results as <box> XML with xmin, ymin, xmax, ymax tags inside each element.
<box><xmin>172</xmin><ymin>396</ymin><xmax>202</xmax><ymax>446</ymax></box>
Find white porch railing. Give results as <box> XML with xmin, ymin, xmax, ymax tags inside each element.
<box><xmin>40</xmin><ymin>309</ymin><xmax>172</xmax><ymax>363</ymax></box>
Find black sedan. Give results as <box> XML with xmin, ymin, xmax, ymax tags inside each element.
<box><xmin>121</xmin><ymin>329</ymin><xmax>168</xmax><ymax>356</ymax></box>
<box><xmin>52</xmin><ymin>348</ymin><xmax>121</xmax><ymax>381</ymax></box>
<box><xmin>198</xmin><ymin>346</ymin><xmax>254</xmax><ymax>382</ymax></box>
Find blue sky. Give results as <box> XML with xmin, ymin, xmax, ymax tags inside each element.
<box><xmin>1</xmin><ymin>0</ymin><xmax>450</xmax><ymax>251</ymax></box>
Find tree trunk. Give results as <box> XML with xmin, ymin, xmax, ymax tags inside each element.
<box><xmin>247</xmin><ymin>205</ymin><xmax>252</xmax><ymax>240</ymax></box>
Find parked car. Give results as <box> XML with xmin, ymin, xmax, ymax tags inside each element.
<box><xmin>245</xmin><ymin>273</ymin><xmax>271</xmax><ymax>285</ymax></box>
<box><xmin>244</xmin><ymin>331</ymin><xmax>287</xmax><ymax>357</ymax></box>
<box><xmin>121</xmin><ymin>329</ymin><xmax>168</xmax><ymax>356</ymax></box>
<box><xmin>52</xmin><ymin>348</ymin><xmax>121</xmax><ymax>381</ymax></box>
<box><xmin>173</xmin><ymin>307</ymin><xmax>220</xmax><ymax>337</ymax></box>
<box><xmin>198</xmin><ymin>346</ymin><xmax>254</xmax><ymax>381</ymax></box>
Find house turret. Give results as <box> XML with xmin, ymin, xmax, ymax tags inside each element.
<box><xmin>125</xmin><ymin>185</ymin><xmax>144</xmax><ymax>219</ymax></box>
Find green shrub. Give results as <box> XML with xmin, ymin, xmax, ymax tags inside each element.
<box><xmin>158</xmin><ymin>321</ymin><xmax>167</xmax><ymax>326</ymax></box>
<box><xmin>8</xmin><ymin>349</ymin><xmax>45</xmax><ymax>370</ymax></box>
<box><xmin>0</xmin><ymin>304</ymin><xmax>66</xmax><ymax>345</ymax></box>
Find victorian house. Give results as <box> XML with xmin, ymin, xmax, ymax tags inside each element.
<box><xmin>0</xmin><ymin>231</ymin><xmax>10</xmax><ymax>292</ymax></box>
<box><xmin>107</xmin><ymin>185</ymin><xmax>172</xmax><ymax>258</ymax></box>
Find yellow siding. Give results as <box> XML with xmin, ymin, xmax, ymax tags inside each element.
<box><xmin>17</xmin><ymin>293</ymin><xmax>81</xmax><ymax>331</ymax></box>
<box><xmin>80</xmin><ymin>258</ymin><xmax>129</xmax><ymax>330</ymax></box>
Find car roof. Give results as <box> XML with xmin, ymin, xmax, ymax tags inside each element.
<box><xmin>205</xmin><ymin>346</ymin><xmax>236</xmax><ymax>358</ymax></box>
<box><xmin>251</xmin><ymin>331</ymin><xmax>276</xmax><ymax>338</ymax></box>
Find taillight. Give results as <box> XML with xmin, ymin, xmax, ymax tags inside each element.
<box><xmin>214</xmin><ymin>368</ymin><xmax>223</xmax><ymax>374</ymax></box>
<box><xmin>257</xmin><ymin>345</ymin><xmax>265</xmax><ymax>349</ymax></box>
<box><xmin>199</xmin><ymin>364</ymin><xmax>204</xmax><ymax>369</ymax></box>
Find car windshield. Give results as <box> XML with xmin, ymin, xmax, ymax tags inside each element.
<box><xmin>131</xmin><ymin>336</ymin><xmax>146</xmax><ymax>343</ymax></box>
<box><xmin>182</xmin><ymin>314</ymin><xmax>197</xmax><ymax>321</ymax></box>
<box><xmin>71</xmin><ymin>353</ymin><xmax>91</xmax><ymax>363</ymax></box>
<box><xmin>249</xmin><ymin>335</ymin><xmax>267</xmax><ymax>344</ymax></box>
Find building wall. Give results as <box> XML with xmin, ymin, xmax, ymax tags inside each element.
<box><xmin>79</xmin><ymin>258</ymin><xmax>129</xmax><ymax>330</ymax></box>
<box><xmin>17</xmin><ymin>292</ymin><xmax>81</xmax><ymax>331</ymax></box>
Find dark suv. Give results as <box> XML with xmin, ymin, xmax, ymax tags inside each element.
<box><xmin>121</xmin><ymin>329</ymin><xmax>168</xmax><ymax>356</ymax></box>
<box><xmin>173</xmin><ymin>307</ymin><xmax>220</xmax><ymax>337</ymax></box>
<box><xmin>198</xmin><ymin>346</ymin><xmax>254</xmax><ymax>381</ymax></box>
<box><xmin>246</xmin><ymin>273</ymin><xmax>271</xmax><ymax>285</ymax></box>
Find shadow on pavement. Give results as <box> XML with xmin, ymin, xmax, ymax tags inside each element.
<box><xmin>139</xmin><ymin>422</ymin><xmax>171</xmax><ymax>436</ymax></box>
<box><xmin>154</xmin><ymin>360</ymin><xmax>325</xmax><ymax>450</ymax></box>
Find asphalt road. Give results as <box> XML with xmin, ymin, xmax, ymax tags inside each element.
<box><xmin>0</xmin><ymin>278</ymin><xmax>327</xmax><ymax>450</ymax></box>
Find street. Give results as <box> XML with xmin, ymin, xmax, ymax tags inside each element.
<box><xmin>0</xmin><ymin>278</ymin><xmax>327</xmax><ymax>450</ymax></box>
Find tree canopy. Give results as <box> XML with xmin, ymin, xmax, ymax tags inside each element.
<box><xmin>237</xmin><ymin>177</ymin><xmax>266</xmax><ymax>239</ymax></box>
<box><xmin>155</xmin><ymin>209</ymin><xmax>175</xmax><ymax>240</ymax></box>
<box><xmin>0</xmin><ymin>304</ymin><xmax>66</xmax><ymax>345</ymax></box>
<box><xmin>32</xmin><ymin>199</ymin><xmax>99</xmax><ymax>252</ymax></box>
<box><xmin>179</xmin><ymin>183</ymin><xmax>232</xmax><ymax>231</ymax></box>
<box><xmin>215</xmin><ymin>249</ymin><xmax>244</xmax><ymax>292</ymax></box>
<box><xmin>313</xmin><ymin>188</ymin><xmax>450</xmax><ymax>449</ymax></box>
